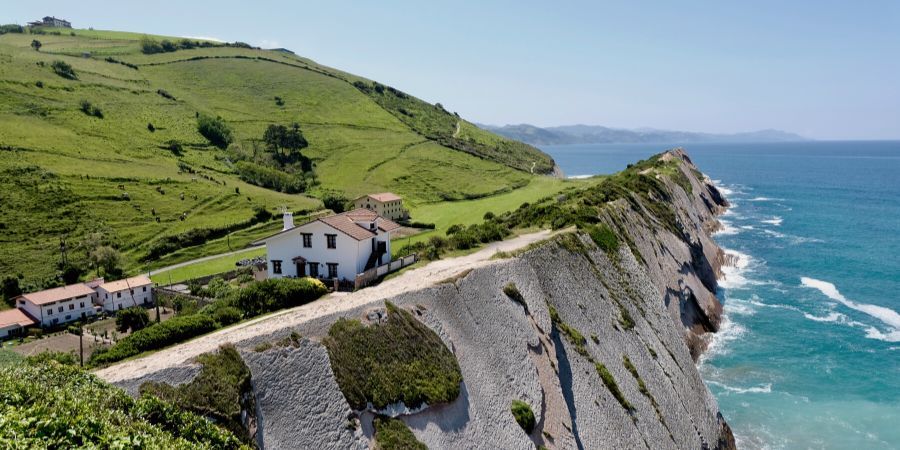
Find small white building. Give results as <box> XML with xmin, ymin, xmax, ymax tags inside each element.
<box><xmin>96</xmin><ymin>275</ymin><xmax>154</xmax><ymax>312</ymax></box>
<box><xmin>352</xmin><ymin>193</ymin><xmax>407</xmax><ymax>221</ymax></box>
<box><xmin>16</xmin><ymin>283</ymin><xmax>97</xmax><ymax>328</ymax></box>
<box><xmin>0</xmin><ymin>308</ymin><xmax>36</xmax><ymax>339</ymax></box>
<box><xmin>256</xmin><ymin>209</ymin><xmax>401</xmax><ymax>282</ymax></box>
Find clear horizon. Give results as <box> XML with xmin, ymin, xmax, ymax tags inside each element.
<box><xmin>4</xmin><ymin>1</ymin><xmax>899</xmax><ymax>140</ymax></box>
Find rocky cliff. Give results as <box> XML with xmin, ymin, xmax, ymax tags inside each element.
<box><xmin>112</xmin><ymin>149</ymin><xmax>735</xmax><ymax>449</ymax></box>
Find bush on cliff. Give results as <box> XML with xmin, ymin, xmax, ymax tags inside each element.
<box><xmin>140</xmin><ymin>344</ymin><xmax>254</xmax><ymax>444</ymax></box>
<box><xmin>511</xmin><ymin>399</ymin><xmax>536</xmax><ymax>433</ymax></box>
<box><xmin>585</xmin><ymin>223</ymin><xmax>620</xmax><ymax>254</ymax></box>
<box><xmin>373</xmin><ymin>416</ymin><xmax>427</xmax><ymax>450</ymax></box>
<box><xmin>324</xmin><ymin>302</ymin><xmax>462</xmax><ymax>410</ymax></box>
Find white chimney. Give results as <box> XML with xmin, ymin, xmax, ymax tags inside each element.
<box><xmin>282</xmin><ymin>211</ymin><xmax>294</xmax><ymax>230</ymax></box>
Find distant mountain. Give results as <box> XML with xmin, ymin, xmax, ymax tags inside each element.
<box><xmin>479</xmin><ymin>123</ymin><xmax>809</xmax><ymax>146</ymax></box>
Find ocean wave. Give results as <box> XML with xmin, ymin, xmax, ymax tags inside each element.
<box><xmin>800</xmin><ymin>277</ymin><xmax>900</xmax><ymax>342</ymax></box>
<box><xmin>748</xmin><ymin>197</ymin><xmax>784</xmax><ymax>202</ymax></box>
<box><xmin>701</xmin><ymin>314</ymin><xmax>746</xmax><ymax>360</ymax></box>
<box><xmin>761</xmin><ymin>216</ymin><xmax>783</xmax><ymax>226</ymax></box>
<box><xmin>715</xmin><ymin>220</ymin><xmax>741</xmax><ymax>236</ymax></box>
<box><xmin>724</xmin><ymin>299</ymin><xmax>756</xmax><ymax>316</ymax></box>
<box><xmin>707</xmin><ymin>380</ymin><xmax>773</xmax><ymax>394</ymax></box>
<box><xmin>802</xmin><ymin>311</ymin><xmax>846</xmax><ymax>323</ymax></box>
<box><xmin>719</xmin><ymin>248</ymin><xmax>752</xmax><ymax>289</ymax></box>
<box><xmin>763</xmin><ymin>229</ymin><xmax>824</xmax><ymax>245</ymax></box>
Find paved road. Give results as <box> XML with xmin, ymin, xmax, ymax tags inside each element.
<box><xmin>149</xmin><ymin>245</ymin><xmax>265</xmax><ymax>277</ymax></box>
<box><xmin>95</xmin><ymin>229</ymin><xmax>563</xmax><ymax>383</ymax></box>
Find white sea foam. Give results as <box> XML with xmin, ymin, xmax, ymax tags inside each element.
<box><xmin>761</xmin><ymin>216</ymin><xmax>783</xmax><ymax>226</ymax></box>
<box><xmin>801</xmin><ymin>277</ymin><xmax>900</xmax><ymax>342</ymax></box>
<box><xmin>718</xmin><ymin>248</ymin><xmax>752</xmax><ymax>289</ymax></box>
<box><xmin>707</xmin><ymin>380</ymin><xmax>773</xmax><ymax>394</ymax></box>
<box><xmin>724</xmin><ymin>299</ymin><xmax>756</xmax><ymax>316</ymax></box>
<box><xmin>763</xmin><ymin>229</ymin><xmax>786</xmax><ymax>239</ymax></box>
<box><xmin>802</xmin><ymin>311</ymin><xmax>846</xmax><ymax>323</ymax></box>
<box><xmin>715</xmin><ymin>220</ymin><xmax>740</xmax><ymax>236</ymax></box>
<box><xmin>567</xmin><ymin>174</ymin><xmax>594</xmax><ymax>179</ymax></box>
<box><xmin>701</xmin><ymin>314</ymin><xmax>746</xmax><ymax>361</ymax></box>
<box><xmin>748</xmin><ymin>197</ymin><xmax>784</xmax><ymax>202</ymax></box>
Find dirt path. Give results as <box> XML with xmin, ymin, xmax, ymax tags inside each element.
<box><xmin>453</xmin><ymin>121</ymin><xmax>461</xmax><ymax>138</ymax></box>
<box><xmin>95</xmin><ymin>229</ymin><xmax>562</xmax><ymax>383</ymax></box>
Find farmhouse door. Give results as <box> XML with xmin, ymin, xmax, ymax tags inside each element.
<box><xmin>296</xmin><ymin>262</ymin><xmax>306</xmax><ymax>277</ymax></box>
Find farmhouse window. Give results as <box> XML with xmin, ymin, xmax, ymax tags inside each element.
<box><xmin>58</xmin><ymin>306</ymin><xmax>63</xmax><ymax>313</ymax></box>
<box><xmin>47</xmin><ymin>309</ymin><xmax>53</xmax><ymax>315</ymax></box>
<box><xmin>308</xmin><ymin>262</ymin><xmax>319</xmax><ymax>278</ymax></box>
<box><xmin>80</xmin><ymin>302</ymin><xmax>85</xmax><ymax>308</ymax></box>
<box><xmin>272</xmin><ymin>260</ymin><xmax>283</xmax><ymax>274</ymax></box>
<box><xmin>327</xmin><ymin>263</ymin><xmax>338</xmax><ymax>278</ymax></box>
<box><xmin>69</xmin><ymin>304</ymin><xmax>74</xmax><ymax>310</ymax></box>
<box><xmin>326</xmin><ymin>234</ymin><xmax>337</xmax><ymax>249</ymax></box>
<box><xmin>302</xmin><ymin>233</ymin><xmax>312</xmax><ymax>248</ymax></box>
<box><xmin>143</xmin><ymin>286</ymin><xmax>147</xmax><ymax>292</ymax></box>
<box><xmin>117</xmin><ymin>292</ymin><xmax>121</xmax><ymax>298</ymax></box>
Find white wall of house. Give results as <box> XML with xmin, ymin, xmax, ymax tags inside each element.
<box><xmin>266</xmin><ymin>221</ymin><xmax>363</xmax><ymax>281</ymax></box>
<box><xmin>18</xmin><ymin>295</ymin><xmax>95</xmax><ymax>327</ymax></box>
<box><xmin>0</xmin><ymin>324</ymin><xmax>22</xmax><ymax>339</ymax></box>
<box><xmin>96</xmin><ymin>285</ymin><xmax>153</xmax><ymax>312</ymax></box>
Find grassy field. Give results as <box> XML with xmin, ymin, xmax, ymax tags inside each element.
<box><xmin>0</xmin><ymin>27</ymin><xmax>560</xmax><ymax>288</ymax></box>
<box><xmin>150</xmin><ymin>247</ymin><xmax>265</xmax><ymax>285</ymax></box>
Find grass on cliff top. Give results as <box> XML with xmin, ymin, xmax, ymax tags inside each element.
<box><xmin>139</xmin><ymin>344</ymin><xmax>254</xmax><ymax>444</ymax></box>
<box><xmin>323</xmin><ymin>302</ymin><xmax>462</xmax><ymax>410</ymax></box>
<box><xmin>373</xmin><ymin>416</ymin><xmax>427</xmax><ymax>450</ymax></box>
<box><xmin>0</xmin><ymin>360</ymin><xmax>247</xmax><ymax>449</ymax></box>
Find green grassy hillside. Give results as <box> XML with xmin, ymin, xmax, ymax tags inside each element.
<box><xmin>0</xmin><ymin>26</ymin><xmax>561</xmax><ymax>289</ymax></box>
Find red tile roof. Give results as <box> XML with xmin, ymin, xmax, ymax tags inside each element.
<box><xmin>97</xmin><ymin>275</ymin><xmax>153</xmax><ymax>293</ymax></box>
<box><xmin>20</xmin><ymin>283</ymin><xmax>96</xmax><ymax>306</ymax></box>
<box><xmin>255</xmin><ymin>209</ymin><xmax>401</xmax><ymax>243</ymax></box>
<box><xmin>0</xmin><ymin>308</ymin><xmax>36</xmax><ymax>328</ymax></box>
<box><xmin>360</xmin><ymin>192</ymin><xmax>402</xmax><ymax>203</ymax></box>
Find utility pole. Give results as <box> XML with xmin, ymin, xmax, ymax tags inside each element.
<box><xmin>79</xmin><ymin>325</ymin><xmax>83</xmax><ymax>367</ymax></box>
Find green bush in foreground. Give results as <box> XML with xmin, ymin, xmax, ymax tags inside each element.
<box><xmin>373</xmin><ymin>416</ymin><xmax>427</xmax><ymax>450</ymax></box>
<box><xmin>511</xmin><ymin>399</ymin><xmax>536</xmax><ymax>433</ymax></box>
<box><xmin>141</xmin><ymin>345</ymin><xmax>254</xmax><ymax>443</ymax></box>
<box><xmin>90</xmin><ymin>314</ymin><xmax>218</xmax><ymax>366</ymax></box>
<box><xmin>324</xmin><ymin>302</ymin><xmax>462</xmax><ymax>410</ymax></box>
<box><xmin>0</xmin><ymin>362</ymin><xmax>246</xmax><ymax>449</ymax></box>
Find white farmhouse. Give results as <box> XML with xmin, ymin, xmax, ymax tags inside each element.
<box><xmin>257</xmin><ymin>209</ymin><xmax>401</xmax><ymax>282</ymax></box>
<box><xmin>16</xmin><ymin>283</ymin><xmax>97</xmax><ymax>328</ymax></box>
<box><xmin>95</xmin><ymin>275</ymin><xmax>154</xmax><ymax>312</ymax></box>
<box><xmin>0</xmin><ymin>308</ymin><xmax>36</xmax><ymax>339</ymax></box>
<box><xmin>352</xmin><ymin>193</ymin><xmax>407</xmax><ymax>221</ymax></box>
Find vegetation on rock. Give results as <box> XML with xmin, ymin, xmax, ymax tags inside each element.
<box><xmin>373</xmin><ymin>416</ymin><xmax>427</xmax><ymax>450</ymax></box>
<box><xmin>324</xmin><ymin>302</ymin><xmax>462</xmax><ymax>410</ymax></box>
<box><xmin>511</xmin><ymin>399</ymin><xmax>536</xmax><ymax>433</ymax></box>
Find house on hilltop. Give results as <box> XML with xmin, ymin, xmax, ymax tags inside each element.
<box><xmin>16</xmin><ymin>283</ymin><xmax>97</xmax><ymax>328</ymax></box>
<box><xmin>28</xmin><ymin>16</ymin><xmax>72</xmax><ymax>28</ymax></box>
<box><xmin>256</xmin><ymin>209</ymin><xmax>402</xmax><ymax>283</ymax></box>
<box><xmin>95</xmin><ymin>275</ymin><xmax>154</xmax><ymax>312</ymax></box>
<box><xmin>352</xmin><ymin>192</ymin><xmax>408</xmax><ymax>221</ymax></box>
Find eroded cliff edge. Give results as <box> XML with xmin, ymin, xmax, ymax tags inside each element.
<box><xmin>113</xmin><ymin>149</ymin><xmax>735</xmax><ymax>449</ymax></box>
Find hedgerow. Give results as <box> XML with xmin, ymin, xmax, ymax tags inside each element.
<box><xmin>90</xmin><ymin>314</ymin><xmax>218</xmax><ymax>366</ymax></box>
<box><xmin>232</xmin><ymin>277</ymin><xmax>327</xmax><ymax>317</ymax></box>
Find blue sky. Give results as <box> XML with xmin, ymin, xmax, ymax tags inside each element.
<box><xmin>5</xmin><ymin>1</ymin><xmax>899</xmax><ymax>139</ymax></box>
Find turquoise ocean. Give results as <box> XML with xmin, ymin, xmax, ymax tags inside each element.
<box><xmin>541</xmin><ymin>141</ymin><xmax>900</xmax><ymax>449</ymax></box>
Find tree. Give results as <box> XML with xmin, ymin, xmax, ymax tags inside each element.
<box><xmin>116</xmin><ymin>307</ymin><xmax>150</xmax><ymax>333</ymax></box>
<box><xmin>262</xmin><ymin>123</ymin><xmax>308</xmax><ymax>160</ymax></box>
<box><xmin>197</xmin><ymin>114</ymin><xmax>232</xmax><ymax>149</ymax></box>
<box><xmin>321</xmin><ymin>192</ymin><xmax>349</xmax><ymax>213</ymax></box>
<box><xmin>30</xmin><ymin>39</ymin><xmax>41</xmax><ymax>51</ymax></box>
<box><xmin>91</xmin><ymin>246</ymin><xmax>122</xmax><ymax>277</ymax></box>
<box><xmin>1</xmin><ymin>275</ymin><xmax>22</xmax><ymax>305</ymax></box>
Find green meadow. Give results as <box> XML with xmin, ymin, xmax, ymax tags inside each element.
<box><xmin>0</xmin><ymin>27</ymin><xmax>565</xmax><ymax>289</ymax></box>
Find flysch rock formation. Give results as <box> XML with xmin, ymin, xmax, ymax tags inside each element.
<box><xmin>110</xmin><ymin>149</ymin><xmax>736</xmax><ymax>449</ymax></box>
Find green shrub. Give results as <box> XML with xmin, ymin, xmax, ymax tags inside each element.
<box><xmin>140</xmin><ymin>36</ymin><xmax>165</xmax><ymax>54</ymax></box>
<box><xmin>324</xmin><ymin>302</ymin><xmax>462</xmax><ymax>410</ymax></box>
<box><xmin>585</xmin><ymin>223</ymin><xmax>620</xmax><ymax>254</ymax></box>
<box><xmin>373</xmin><ymin>416</ymin><xmax>426</xmax><ymax>450</ymax></box>
<box><xmin>196</xmin><ymin>114</ymin><xmax>233</xmax><ymax>149</ymax></box>
<box><xmin>50</xmin><ymin>60</ymin><xmax>76</xmax><ymax>79</ymax></box>
<box><xmin>511</xmin><ymin>399</ymin><xmax>536</xmax><ymax>433</ymax></box>
<box><xmin>79</xmin><ymin>99</ymin><xmax>103</xmax><ymax>118</ymax></box>
<box><xmin>25</xmin><ymin>350</ymin><xmax>77</xmax><ymax>366</ymax></box>
<box><xmin>503</xmin><ymin>282</ymin><xmax>527</xmax><ymax>311</ymax></box>
<box><xmin>234</xmin><ymin>161</ymin><xmax>309</xmax><ymax>193</ymax></box>
<box><xmin>0</xmin><ymin>362</ymin><xmax>246</xmax><ymax>448</ymax></box>
<box><xmin>232</xmin><ymin>277</ymin><xmax>327</xmax><ymax>317</ymax></box>
<box><xmin>90</xmin><ymin>314</ymin><xmax>218</xmax><ymax>366</ymax></box>
<box><xmin>321</xmin><ymin>191</ymin><xmax>349</xmax><ymax>213</ymax></box>
<box><xmin>116</xmin><ymin>306</ymin><xmax>150</xmax><ymax>333</ymax></box>
<box><xmin>0</xmin><ymin>24</ymin><xmax>25</xmax><ymax>34</ymax></box>
<box><xmin>140</xmin><ymin>344</ymin><xmax>254</xmax><ymax>443</ymax></box>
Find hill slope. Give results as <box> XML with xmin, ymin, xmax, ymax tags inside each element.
<box><xmin>0</xmin><ymin>27</ymin><xmax>557</xmax><ymax>289</ymax></box>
